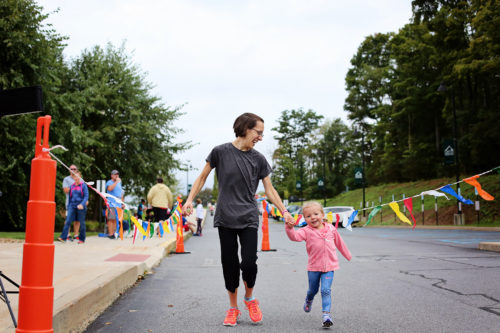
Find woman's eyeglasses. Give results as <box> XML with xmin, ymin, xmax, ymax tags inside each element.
<box><xmin>250</xmin><ymin>128</ymin><xmax>264</xmax><ymax>137</ymax></box>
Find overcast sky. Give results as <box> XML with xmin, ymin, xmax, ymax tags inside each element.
<box><xmin>38</xmin><ymin>0</ymin><xmax>412</xmax><ymax>193</ymax></box>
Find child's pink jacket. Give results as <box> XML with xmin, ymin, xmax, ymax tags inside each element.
<box><xmin>285</xmin><ymin>222</ymin><xmax>352</xmax><ymax>272</ymax></box>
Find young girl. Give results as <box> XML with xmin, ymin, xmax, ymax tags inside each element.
<box><xmin>285</xmin><ymin>202</ymin><xmax>352</xmax><ymax>328</ymax></box>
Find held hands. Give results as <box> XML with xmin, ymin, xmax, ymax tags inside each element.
<box><xmin>284</xmin><ymin>212</ymin><xmax>295</xmax><ymax>229</ymax></box>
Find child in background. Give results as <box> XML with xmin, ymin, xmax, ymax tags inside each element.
<box><xmin>195</xmin><ymin>198</ymin><xmax>204</xmax><ymax>236</ymax></box>
<box><xmin>285</xmin><ymin>202</ymin><xmax>352</xmax><ymax>328</ymax></box>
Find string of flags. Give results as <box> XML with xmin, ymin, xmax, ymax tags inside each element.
<box><xmin>49</xmin><ymin>149</ymin><xmax>498</xmax><ymax>237</ymax></box>
<box><xmin>258</xmin><ymin>166</ymin><xmax>498</xmax><ymax>232</ymax></box>
<box><xmin>362</xmin><ymin>166</ymin><xmax>498</xmax><ymax>229</ymax></box>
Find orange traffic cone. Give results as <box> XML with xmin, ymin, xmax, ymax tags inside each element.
<box><xmin>261</xmin><ymin>201</ymin><xmax>276</xmax><ymax>252</ymax></box>
<box><xmin>17</xmin><ymin>116</ymin><xmax>57</xmax><ymax>333</ymax></box>
<box><xmin>172</xmin><ymin>210</ymin><xmax>190</xmax><ymax>254</ymax></box>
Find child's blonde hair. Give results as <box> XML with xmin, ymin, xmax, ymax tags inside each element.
<box><xmin>301</xmin><ymin>201</ymin><xmax>324</xmax><ymax>214</ymax></box>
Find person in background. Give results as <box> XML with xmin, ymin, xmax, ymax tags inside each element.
<box><xmin>106</xmin><ymin>169</ymin><xmax>124</xmax><ymax>239</ymax></box>
<box><xmin>147</xmin><ymin>178</ymin><xmax>173</xmax><ymax>222</ymax></box>
<box><xmin>195</xmin><ymin>198</ymin><xmax>204</xmax><ymax>236</ymax></box>
<box><xmin>137</xmin><ymin>198</ymin><xmax>146</xmax><ymax>220</ymax></box>
<box><xmin>58</xmin><ymin>171</ymin><xmax>89</xmax><ymax>244</ymax></box>
<box><xmin>62</xmin><ymin>164</ymin><xmax>79</xmax><ymax>241</ymax></box>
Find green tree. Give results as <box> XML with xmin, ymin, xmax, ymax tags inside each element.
<box><xmin>271</xmin><ymin>108</ymin><xmax>323</xmax><ymax>199</ymax></box>
<box><xmin>60</xmin><ymin>44</ymin><xmax>190</xmax><ymax>220</ymax></box>
<box><xmin>196</xmin><ymin>188</ymin><xmax>214</xmax><ymax>206</ymax></box>
<box><xmin>0</xmin><ymin>0</ymin><xmax>67</xmax><ymax>229</ymax></box>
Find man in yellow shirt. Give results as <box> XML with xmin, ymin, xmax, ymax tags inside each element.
<box><xmin>147</xmin><ymin>178</ymin><xmax>173</xmax><ymax>222</ymax></box>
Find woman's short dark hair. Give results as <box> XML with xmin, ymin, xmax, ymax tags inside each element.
<box><xmin>233</xmin><ymin>113</ymin><xmax>264</xmax><ymax>137</ymax></box>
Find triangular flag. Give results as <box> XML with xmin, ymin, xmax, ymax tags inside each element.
<box><xmin>132</xmin><ymin>225</ymin><xmax>138</xmax><ymax>244</ymax></box>
<box><xmin>343</xmin><ymin>210</ymin><xmax>358</xmax><ymax>231</ymax></box>
<box><xmin>295</xmin><ymin>214</ymin><xmax>303</xmax><ymax>226</ymax></box>
<box><xmin>388</xmin><ymin>202</ymin><xmax>412</xmax><ymax>226</ymax></box>
<box><xmin>150</xmin><ymin>223</ymin><xmax>156</xmax><ymax>238</ymax></box>
<box><xmin>464</xmin><ymin>175</ymin><xmax>494</xmax><ymax>201</ymax></box>
<box><xmin>420</xmin><ymin>190</ymin><xmax>449</xmax><ymax>200</ymax></box>
<box><xmin>116</xmin><ymin>208</ymin><xmax>124</xmax><ymax>240</ymax></box>
<box><xmin>439</xmin><ymin>185</ymin><xmax>473</xmax><ymax>204</ymax></box>
<box><xmin>159</xmin><ymin>222</ymin><xmax>164</xmax><ymax>237</ymax></box>
<box><xmin>326</xmin><ymin>211</ymin><xmax>333</xmax><ymax>223</ymax></box>
<box><xmin>131</xmin><ymin>217</ymin><xmax>147</xmax><ymax>236</ymax></box>
<box><xmin>143</xmin><ymin>221</ymin><xmax>149</xmax><ymax>241</ymax></box>
<box><xmin>403</xmin><ymin>198</ymin><xmax>417</xmax><ymax>230</ymax></box>
<box><xmin>365</xmin><ymin>206</ymin><xmax>382</xmax><ymax>226</ymax></box>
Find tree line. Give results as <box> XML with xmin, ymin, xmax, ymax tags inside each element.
<box><xmin>271</xmin><ymin>1</ymin><xmax>500</xmax><ymax>201</ymax></box>
<box><xmin>0</xmin><ymin>0</ymin><xmax>189</xmax><ymax>230</ymax></box>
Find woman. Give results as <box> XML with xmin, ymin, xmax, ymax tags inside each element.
<box><xmin>183</xmin><ymin>113</ymin><xmax>293</xmax><ymax>327</ymax></box>
<box><xmin>58</xmin><ymin>171</ymin><xmax>89</xmax><ymax>244</ymax></box>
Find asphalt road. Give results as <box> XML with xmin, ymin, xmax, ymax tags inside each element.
<box><xmin>85</xmin><ymin>216</ymin><xmax>500</xmax><ymax>333</ymax></box>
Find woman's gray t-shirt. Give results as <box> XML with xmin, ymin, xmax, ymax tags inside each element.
<box><xmin>207</xmin><ymin>142</ymin><xmax>272</xmax><ymax>229</ymax></box>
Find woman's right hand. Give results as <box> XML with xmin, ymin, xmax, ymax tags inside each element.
<box><xmin>182</xmin><ymin>201</ymin><xmax>193</xmax><ymax>216</ymax></box>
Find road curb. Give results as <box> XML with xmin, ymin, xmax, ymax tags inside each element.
<box><xmin>478</xmin><ymin>242</ymin><xmax>500</xmax><ymax>253</ymax></box>
<box><xmin>52</xmin><ymin>234</ymin><xmax>184</xmax><ymax>333</ymax></box>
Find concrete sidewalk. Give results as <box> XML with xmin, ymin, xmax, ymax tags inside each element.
<box><xmin>0</xmin><ymin>213</ymin><xmax>201</xmax><ymax>333</ymax></box>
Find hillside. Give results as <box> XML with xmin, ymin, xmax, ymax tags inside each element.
<box><xmin>321</xmin><ymin>174</ymin><xmax>500</xmax><ymax>227</ymax></box>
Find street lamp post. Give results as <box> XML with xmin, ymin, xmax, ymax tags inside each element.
<box><xmin>322</xmin><ymin>150</ymin><xmax>326</xmax><ymax>207</ymax></box>
<box><xmin>361</xmin><ymin>129</ymin><xmax>366</xmax><ymax>217</ymax></box>
<box><xmin>354</xmin><ymin>125</ymin><xmax>366</xmax><ymax>217</ymax></box>
<box><xmin>186</xmin><ymin>163</ymin><xmax>193</xmax><ymax>195</ymax></box>
<box><xmin>438</xmin><ymin>82</ymin><xmax>461</xmax><ymax>215</ymax></box>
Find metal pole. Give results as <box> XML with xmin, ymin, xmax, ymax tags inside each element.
<box><xmin>362</xmin><ymin>131</ymin><xmax>366</xmax><ymax>217</ymax></box>
<box><xmin>379</xmin><ymin>196</ymin><xmax>382</xmax><ymax>223</ymax></box>
<box><xmin>421</xmin><ymin>194</ymin><xmax>425</xmax><ymax>225</ymax></box>
<box><xmin>435</xmin><ymin>197</ymin><xmax>438</xmax><ymax>225</ymax></box>
<box><xmin>323</xmin><ymin>151</ymin><xmax>326</xmax><ymax>207</ymax></box>
<box><xmin>451</xmin><ymin>89</ymin><xmax>461</xmax><ymax>215</ymax></box>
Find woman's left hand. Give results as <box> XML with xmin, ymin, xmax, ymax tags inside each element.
<box><xmin>182</xmin><ymin>201</ymin><xmax>193</xmax><ymax>216</ymax></box>
<box><xmin>77</xmin><ymin>204</ymin><xmax>84</xmax><ymax>210</ymax></box>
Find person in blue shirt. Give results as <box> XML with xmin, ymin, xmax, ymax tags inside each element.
<box><xmin>105</xmin><ymin>169</ymin><xmax>124</xmax><ymax>239</ymax></box>
<box><xmin>58</xmin><ymin>171</ymin><xmax>89</xmax><ymax>243</ymax></box>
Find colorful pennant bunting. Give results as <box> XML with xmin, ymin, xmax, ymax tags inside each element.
<box><xmin>364</xmin><ymin>206</ymin><xmax>382</xmax><ymax>226</ymax></box>
<box><xmin>388</xmin><ymin>202</ymin><xmax>412</xmax><ymax>225</ymax></box>
<box><xmin>464</xmin><ymin>175</ymin><xmax>494</xmax><ymax>201</ymax></box>
<box><xmin>420</xmin><ymin>190</ymin><xmax>449</xmax><ymax>200</ymax></box>
<box><xmin>344</xmin><ymin>210</ymin><xmax>358</xmax><ymax>231</ymax></box>
<box><xmin>439</xmin><ymin>185</ymin><xmax>473</xmax><ymax>204</ymax></box>
<box><xmin>403</xmin><ymin>198</ymin><xmax>417</xmax><ymax>230</ymax></box>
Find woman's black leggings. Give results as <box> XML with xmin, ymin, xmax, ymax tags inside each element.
<box><xmin>218</xmin><ymin>226</ymin><xmax>258</xmax><ymax>293</ymax></box>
